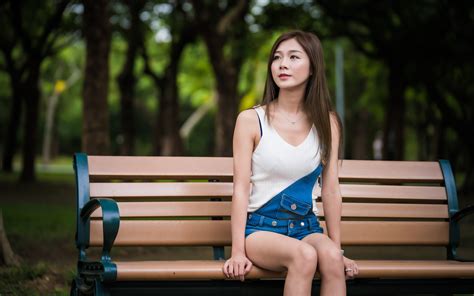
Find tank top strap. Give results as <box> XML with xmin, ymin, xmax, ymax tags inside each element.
<box><xmin>252</xmin><ymin>105</ymin><xmax>266</xmax><ymax>137</ymax></box>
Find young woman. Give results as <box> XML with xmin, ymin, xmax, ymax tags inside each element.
<box><xmin>222</xmin><ymin>30</ymin><xmax>359</xmax><ymax>295</ymax></box>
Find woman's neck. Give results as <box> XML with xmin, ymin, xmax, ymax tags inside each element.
<box><xmin>275</xmin><ymin>89</ymin><xmax>305</xmax><ymax>115</ymax></box>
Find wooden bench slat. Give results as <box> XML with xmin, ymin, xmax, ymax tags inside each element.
<box><xmin>336</xmin><ymin>184</ymin><xmax>446</xmax><ymax>201</ymax></box>
<box><xmin>87</xmin><ymin>156</ymin><xmax>233</xmax><ymax>181</ymax></box>
<box><xmin>338</xmin><ymin>160</ymin><xmax>444</xmax><ymax>183</ymax></box>
<box><xmin>89</xmin><ymin>221</ymin><xmax>449</xmax><ymax>246</ymax></box>
<box><xmin>90</xmin><ymin>202</ymin><xmax>449</xmax><ymax>219</ymax></box>
<box><xmin>114</xmin><ymin>260</ymin><xmax>474</xmax><ymax>281</ymax></box>
<box><xmin>87</xmin><ymin>157</ymin><xmax>443</xmax><ymax>183</ymax></box>
<box><xmin>90</xmin><ymin>183</ymin><xmax>446</xmax><ymax>203</ymax></box>
<box><xmin>90</xmin><ymin>182</ymin><xmax>234</xmax><ymax>198</ymax></box>
<box><xmin>92</xmin><ymin>202</ymin><xmax>231</xmax><ymax>217</ymax></box>
<box><xmin>337</xmin><ymin>203</ymin><xmax>448</xmax><ymax>219</ymax></box>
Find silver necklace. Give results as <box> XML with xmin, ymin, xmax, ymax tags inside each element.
<box><xmin>277</xmin><ymin>104</ymin><xmax>304</xmax><ymax>125</ymax></box>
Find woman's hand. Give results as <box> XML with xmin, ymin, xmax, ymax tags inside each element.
<box><xmin>223</xmin><ymin>253</ymin><xmax>253</xmax><ymax>281</ymax></box>
<box><xmin>343</xmin><ymin>256</ymin><xmax>359</xmax><ymax>279</ymax></box>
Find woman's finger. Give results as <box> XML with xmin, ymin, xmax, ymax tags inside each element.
<box><xmin>228</xmin><ymin>262</ymin><xmax>234</xmax><ymax>278</ymax></box>
<box><xmin>244</xmin><ymin>260</ymin><xmax>253</xmax><ymax>273</ymax></box>
<box><xmin>354</xmin><ymin>263</ymin><xmax>359</xmax><ymax>275</ymax></box>
<box><xmin>238</xmin><ymin>263</ymin><xmax>245</xmax><ymax>281</ymax></box>
<box><xmin>345</xmin><ymin>266</ymin><xmax>354</xmax><ymax>279</ymax></box>
<box><xmin>223</xmin><ymin>261</ymin><xmax>228</xmax><ymax>278</ymax></box>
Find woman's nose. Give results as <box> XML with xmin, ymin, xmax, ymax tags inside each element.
<box><xmin>279</xmin><ymin>59</ymin><xmax>288</xmax><ymax>69</ymax></box>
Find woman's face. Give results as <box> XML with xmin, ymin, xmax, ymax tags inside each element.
<box><xmin>271</xmin><ymin>38</ymin><xmax>312</xmax><ymax>91</ymax></box>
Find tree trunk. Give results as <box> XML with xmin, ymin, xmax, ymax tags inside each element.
<box><xmin>190</xmin><ymin>0</ymin><xmax>249</xmax><ymax>156</ymax></box>
<box><xmin>20</xmin><ymin>61</ymin><xmax>41</xmax><ymax>182</ymax></box>
<box><xmin>215</xmin><ymin>77</ymin><xmax>238</xmax><ymax>156</ymax></box>
<box><xmin>117</xmin><ymin>62</ymin><xmax>136</xmax><ymax>156</ymax></box>
<box><xmin>0</xmin><ymin>210</ymin><xmax>21</xmax><ymax>267</ymax></box>
<box><xmin>117</xmin><ymin>0</ymin><xmax>145</xmax><ymax>156</ymax></box>
<box><xmin>82</xmin><ymin>0</ymin><xmax>111</xmax><ymax>155</ymax></box>
<box><xmin>202</xmin><ymin>34</ymin><xmax>239</xmax><ymax>156</ymax></box>
<box><xmin>352</xmin><ymin>110</ymin><xmax>370</xmax><ymax>159</ymax></box>
<box><xmin>383</xmin><ymin>59</ymin><xmax>405</xmax><ymax>160</ymax></box>
<box><xmin>180</xmin><ymin>99</ymin><xmax>214</xmax><ymax>140</ymax></box>
<box><xmin>42</xmin><ymin>70</ymin><xmax>80</xmax><ymax>163</ymax></box>
<box><xmin>143</xmin><ymin>5</ymin><xmax>196</xmax><ymax>156</ymax></box>
<box><xmin>159</xmin><ymin>66</ymin><xmax>183</xmax><ymax>156</ymax></box>
<box><xmin>42</xmin><ymin>92</ymin><xmax>60</xmax><ymax>164</ymax></box>
<box><xmin>2</xmin><ymin>82</ymin><xmax>22</xmax><ymax>173</ymax></box>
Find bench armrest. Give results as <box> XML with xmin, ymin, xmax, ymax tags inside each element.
<box><xmin>450</xmin><ymin>205</ymin><xmax>474</xmax><ymax>262</ymax></box>
<box><xmin>78</xmin><ymin>198</ymin><xmax>120</xmax><ymax>282</ymax></box>
<box><xmin>80</xmin><ymin>198</ymin><xmax>120</xmax><ymax>263</ymax></box>
<box><xmin>450</xmin><ymin>204</ymin><xmax>474</xmax><ymax>223</ymax></box>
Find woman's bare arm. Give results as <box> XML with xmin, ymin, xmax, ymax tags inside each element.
<box><xmin>223</xmin><ymin>109</ymin><xmax>259</xmax><ymax>280</ymax></box>
<box><xmin>320</xmin><ymin>113</ymin><xmax>343</xmax><ymax>249</ymax></box>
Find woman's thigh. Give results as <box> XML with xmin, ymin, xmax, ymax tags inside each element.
<box><xmin>245</xmin><ymin>230</ymin><xmax>315</xmax><ymax>272</ymax></box>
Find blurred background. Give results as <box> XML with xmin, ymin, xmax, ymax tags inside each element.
<box><xmin>0</xmin><ymin>0</ymin><xmax>473</xmax><ymax>294</ymax></box>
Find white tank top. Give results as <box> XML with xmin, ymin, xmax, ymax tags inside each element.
<box><xmin>247</xmin><ymin>106</ymin><xmax>322</xmax><ymax>214</ymax></box>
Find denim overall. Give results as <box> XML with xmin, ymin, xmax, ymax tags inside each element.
<box><xmin>245</xmin><ymin>164</ymin><xmax>324</xmax><ymax>240</ymax></box>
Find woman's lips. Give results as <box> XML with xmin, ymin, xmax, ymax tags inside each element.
<box><xmin>279</xmin><ymin>74</ymin><xmax>291</xmax><ymax>79</ymax></box>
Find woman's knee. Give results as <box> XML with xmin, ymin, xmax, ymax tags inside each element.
<box><xmin>288</xmin><ymin>243</ymin><xmax>318</xmax><ymax>275</ymax></box>
<box><xmin>318</xmin><ymin>247</ymin><xmax>344</xmax><ymax>278</ymax></box>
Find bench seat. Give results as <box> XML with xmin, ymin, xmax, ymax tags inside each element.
<box><xmin>113</xmin><ymin>260</ymin><xmax>474</xmax><ymax>280</ymax></box>
<box><xmin>71</xmin><ymin>154</ymin><xmax>474</xmax><ymax>295</ymax></box>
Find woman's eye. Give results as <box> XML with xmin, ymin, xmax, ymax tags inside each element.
<box><xmin>273</xmin><ymin>56</ymin><xmax>280</xmax><ymax>60</ymax></box>
<box><xmin>291</xmin><ymin>55</ymin><xmax>299</xmax><ymax>59</ymax></box>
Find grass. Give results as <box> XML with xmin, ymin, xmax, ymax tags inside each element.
<box><xmin>0</xmin><ymin>264</ymin><xmax>48</xmax><ymax>295</ymax></box>
<box><xmin>0</xmin><ymin>263</ymin><xmax>75</xmax><ymax>295</ymax></box>
<box><xmin>0</xmin><ymin>163</ymin><xmax>76</xmax><ymax>295</ymax></box>
<box><xmin>1</xmin><ymin>203</ymin><xmax>75</xmax><ymax>241</ymax></box>
<box><xmin>0</xmin><ymin>201</ymin><xmax>75</xmax><ymax>295</ymax></box>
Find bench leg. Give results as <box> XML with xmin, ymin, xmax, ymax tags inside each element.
<box><xmin>70</xmin><ymin>277</ymin><xmax>110</xmax><ymax>296</ymax></box>
<box><xmin>70</xmin><ymin>277</ymin><xmax>94</xmax><ymax>296</ymax></box>
<box><xmin>93</xmin><ymin>279</ymin><xmax>110</xmax><ymax>296</ymax></box>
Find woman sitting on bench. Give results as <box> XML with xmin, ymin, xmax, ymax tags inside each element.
<box><xmin>223</xmin><ymin>30</ymin><xmax>359</xmax><ymax>296</ymax></box>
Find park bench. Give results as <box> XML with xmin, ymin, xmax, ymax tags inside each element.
<box><xmin>70</xmin><ymin>153</ymin><xmax>474</xmax><ymax>295</ymax></box>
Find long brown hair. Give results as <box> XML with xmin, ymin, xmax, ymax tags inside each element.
<box><xmin>261</xmin><ymin>30</ymin><xmax>343</xmax><ymax>165</ymax></box>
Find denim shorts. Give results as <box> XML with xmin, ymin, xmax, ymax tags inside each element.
<box><xmin>245</xmin><ymin>211</ymin><xmax>324</xmax><ymax>240</ymax></box>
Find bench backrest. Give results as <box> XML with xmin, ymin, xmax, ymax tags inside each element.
<box><xmin>74</xmin><ymin>154</ymin><xmax>459</xmax><ymax>256</ymax></box>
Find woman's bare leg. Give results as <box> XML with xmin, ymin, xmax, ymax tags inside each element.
<box><xmin>302</xmin><ymin>233</ymin><xmax>346</xmax><ymax>296</ymax></box>
<box><xmin>245</xmin><ymin>231</ymin><xmax>318</xmax><ymax>296</ymax></box>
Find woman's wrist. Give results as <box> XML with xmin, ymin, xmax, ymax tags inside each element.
<box><xmin>231</xmin><ymin>247</ymin><xmax>246</xmax><ymax>257</ymax></box>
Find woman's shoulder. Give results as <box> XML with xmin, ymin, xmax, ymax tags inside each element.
<box><xmin>236</xmin><ymin>108</ymin><xmax>259</xmax><ymax>126</ymax></box>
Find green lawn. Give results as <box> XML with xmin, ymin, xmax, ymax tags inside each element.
<box><xmin>0</xmin><ymin>166</ymin><xmax>76</xmax><ymax>295</ymax></box>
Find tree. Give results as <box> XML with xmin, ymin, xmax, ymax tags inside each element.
<box><xmin>116</xmin><ymin>0</ymin><xmax>146</xmax><ymax>156</ymax></box>
<box><xmin>142</xmin><ymin>1</ymin><xmax>197</xmax><ymax>156</ymax></box>
<box><xmin>82</xmin><ymin>0</ymin><xmax>111</xmax><ymax>154</ymax></box>
<box><xmin>317</xmin><ymin>0</ymin><xmax>474</xmax><ymax>192</ymax></box>
<box><xmin>0</xmin><ymin>0</ymin><xmax>71</xmax><ymax>181</ymax></box>
<box><xmin>190</xmin><ymin>0</ymin><xmax>250</xmax><ymax>156</ymax></box>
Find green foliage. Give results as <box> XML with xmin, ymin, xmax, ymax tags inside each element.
<box><xmin>323</xmin><ymin>38</ymin><xmax>387</xmax><ymax>158</ymax></box>
<box><xmin>41</xmin><ymin>42</ymin><xmax>85</xmax><ymax>155</ymax></box>
<box><xmin>184</xmin><ymin>110</ymin><xmax>216</xmax><ymax>156</ymax></box>
<box><xmin>238</xmin><ymin>32</ymin><xmax>280</xmax><ymax>110</ymax></box>
<box><xmin>178</xmin><ymin>39</ymin><xmax>215</xmax><ymax>107</ymax></box>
